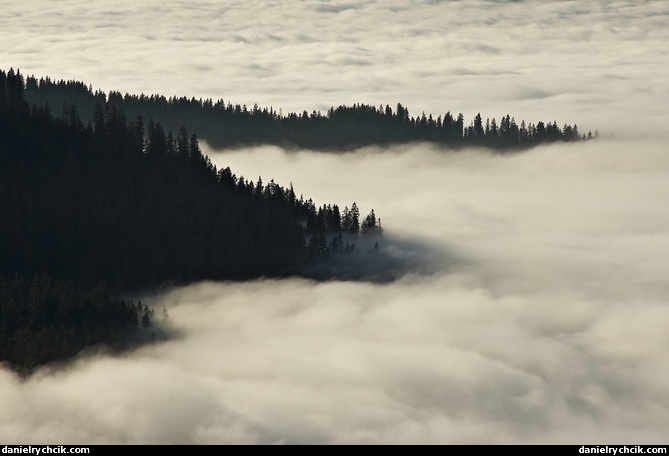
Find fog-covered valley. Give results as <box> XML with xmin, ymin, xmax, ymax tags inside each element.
<box><xmin>2</xmin><ymin>139</ymin><xmax>668</xmax><ymax>443</ymax></box>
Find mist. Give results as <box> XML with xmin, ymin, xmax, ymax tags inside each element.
<box><xmin>2</xmin><ymin>139</ymin><xmax>668</xmax><ymax>444</ymax></box>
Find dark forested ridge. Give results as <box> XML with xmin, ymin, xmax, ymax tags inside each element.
<box><xmin>1</xmin><ymin>68</ymin><xmax>381</xmax><ymax>289</ymax></box>
<box><xmin>0</xmin><ymin>68</ymin><xmax>382</xmax><ymax>374</ymax></box>
<box><xmin>23</xmin><ymin>72</ymin><xmax>597</xmax><ymax>151</ymax></box>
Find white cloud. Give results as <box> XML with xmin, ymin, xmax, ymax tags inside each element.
<box><xmin>3</xmin><ymin>139</ymin><xmax>669</xmax><ymax>443</ymax></box>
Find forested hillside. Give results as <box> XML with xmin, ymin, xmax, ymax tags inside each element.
<box><xmin>1</xmin><ymin>69</ymin><xmax>381</xmax><ymax>289</ymax></box>
<box><xmin>0</xmin><ymin>68</ymin><xmax>381</xmax><ymax>374</ymax></box>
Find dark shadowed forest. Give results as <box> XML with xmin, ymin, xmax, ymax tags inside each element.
<box><xmin>0</xmin><ymin>69</ymin><xmax>382</xmax><ymax>374</ymax></box>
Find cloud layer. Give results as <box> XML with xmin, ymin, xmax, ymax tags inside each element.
<box><xmin>2</xmin><ymin>139</ymin><xmax>669</xmax><ymax>444</ymax></box>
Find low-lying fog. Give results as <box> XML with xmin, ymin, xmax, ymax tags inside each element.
<box><xmin>2</xmin><ymin>140</ymin><xmax>668</xmax><ymax>444</ymax></box>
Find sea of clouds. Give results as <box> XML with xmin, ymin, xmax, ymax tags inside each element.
<box><xmin>1</xmin><ymin>140</ymin><xmax>668</xmax><ymax>444</ymax></box>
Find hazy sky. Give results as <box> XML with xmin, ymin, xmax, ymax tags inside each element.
<box><xmin>2</xmin><ymin>0</ymin><xmax>669</xmax><ymax>445</ymax></box>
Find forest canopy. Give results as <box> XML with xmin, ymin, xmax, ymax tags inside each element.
<box><xmin>0</xmin><ymin>68</ymin><xmax>382</xmax><ymax>374</ymax></box>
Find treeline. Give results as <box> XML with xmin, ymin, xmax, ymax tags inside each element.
<box><xmin>23</xmin><ymin>74</ymin><xmax>595</xmax><ymax>151</ymax></box>
<box><xmin>1</xmin><ymin>68</ymin><xmax>381</xmax><ymax>290</ymax></box>
<box><xmin>0</xmin><ymin>68</ymin><xmax>381</xmax><ymax>373</ymax></box>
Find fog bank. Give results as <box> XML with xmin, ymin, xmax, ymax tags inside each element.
<box><xmin>2</xmin><ymin>140</ymin><xmax>668</xmax><ymax>444</ymax></box>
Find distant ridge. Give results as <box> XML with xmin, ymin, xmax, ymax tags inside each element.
<box><xmin>22</xmin><ymin>71</ymin><xmax>596</xmax><ymax>151</ymax></box>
